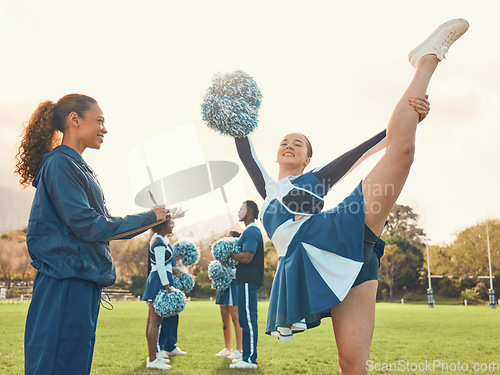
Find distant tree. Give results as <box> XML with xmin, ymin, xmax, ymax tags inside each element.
<box><xmin>460</xmin><ymin>288</ymin><xmax>480</xmax><ymax>302</ymax></box>
<box><xmin>0</xmin><ymin>230</ymin><xmax>32</xmax><ymax>284</ymax></box>
<box><xmin>259</xmin><ymin>240</ymin><xmax>278</xmax><ymax>299</ymax></box>
<box><xmin>379</xmin><ymin>235</ymin><xmax>424</xmax><ymax>299</ymax></box>
<box><xmin>426</xmin><ymin>219</ymin><xmax>499</xmax><ymax>300</ymax></box>
<box><xmin>427</xmin><ymin>220</ymin><xmax>499</xmax><ymax>277</ymax></box>
<box><xmin>379</xmin><ymin>244</ymin><xmax>406</xmax><ymax>299</ymax></box>
<box><xmin>449</xmin><ymin>220</ymin><xmax>499</xmax><ymax>275</ymax></box>
<box><xmin>382</xmin><ymin>204</ymin><xmax>427</xmax><ymax>247</ymax></box>
<box><xmin>110</xmin><ymin>236</ymin><xmax>149</xmax><ymax>293</ymax></box>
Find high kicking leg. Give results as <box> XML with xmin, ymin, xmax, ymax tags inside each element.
<box><xmin>363</xmin><ymin>19</ymin><xmax>469</xmax><ymax>236</ymax></box>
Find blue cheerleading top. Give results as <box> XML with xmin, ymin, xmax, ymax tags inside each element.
<box><xmin>234</xmin><ymin>130</ymin><xmax>387</xmax><ymax>339</ymax></box>
<box><xmin>149</xmin><ymin>234</ymin><xmax>174</xmax><ymax>286</ymax></box>
<box><xmin>27</xmin><ymin>145</ymin><xmax>157</xmax><ymax>287</ymax></box>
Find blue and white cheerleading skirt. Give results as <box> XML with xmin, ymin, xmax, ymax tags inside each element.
<box><xmin>264</xmin><ymin>182</ymin><xmax>385</xmax><ymax>340</ymax></box>
<box><xmin>215</xmin><ymin>279</ymin><xmax>238</xmax><ymax>306</ymax></box>
<box><xmin>142</xmin><ymin>270</ymin><xmax>174</xmax><ymax>301</ymax></box>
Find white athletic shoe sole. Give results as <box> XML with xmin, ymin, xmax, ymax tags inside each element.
<box><xmin>146</xmin><ymin>358</ymin><xmax>172</xmax><ymax>370</ymax></box>
<box><xmin>408</xmin><ymin>18</ymin><xmax>469</xmax><ymax>68</ymax></box>
<box><xmin>166</xmin><ymin>347</ymin><xmax>187</xmax><ymax>356</ymax></box>
<box><xmin>229</xmin><ymin>360</ymin><xmax>257</xmax><ymax>369</ymax></box>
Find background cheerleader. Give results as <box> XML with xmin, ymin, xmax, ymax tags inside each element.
<box><xmin>156</xmin><ymin>226</ymin><xmax>188</xmax><ymax>359</ymax></box>
<box><xmin>214</xmin><ymin>230</ymin><xmax>242</xmax><ymax>360</ymax></box>
<box><xmin>142</xmin><ymin>219</ymin><xmax>178</xmax><ymax>370</ymax></box>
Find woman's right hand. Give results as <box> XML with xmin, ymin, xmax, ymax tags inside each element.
<box><xmin>151</xmin><ymin>205</ymin><xmax>170</xmax><ymax>221</ymax></box>
<box><xmin>408</xmin><ymin>95</ymin><xmax>430</xmax><ymax>122</ymax></box>
<box><xmin>164</xmin><ymin>284</ymin><xmax>171</xmax><ymax>293</ymax></box>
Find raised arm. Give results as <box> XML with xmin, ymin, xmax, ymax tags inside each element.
<box><xmin>234</xmin><ymin>137</ymin><xmax>273</xmax><ymax>199</ymax></box>
<box><xmin>312</xmin><ymin>130</ymin><xmax>387</xmax><ymax>190</ymax></box>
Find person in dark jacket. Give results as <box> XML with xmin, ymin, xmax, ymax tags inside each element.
<box><xmin>15</xmin><ymin>93</ymin><xmax>169</xmax><ymax>375</ymax></box>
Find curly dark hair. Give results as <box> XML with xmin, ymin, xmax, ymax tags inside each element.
<box><xmin>15</xmin><ymin>94</ymin><xmax>97</xmax><ymax>188</ymax></box>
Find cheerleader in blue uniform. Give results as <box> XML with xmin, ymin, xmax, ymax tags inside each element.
<box><xmin>143</xmin><ymin>219</ymin><xmax>178</xmax><ymax>370</ymax></box>
<box><xmin>214</xmin><ymin>231</ymin><xmax>242</xmax><ymax>360</ymax></box>
<box><xmin>15</xmin><ymin>94</ymin><xmax>169</xmax><ymax>375</ymax></box>
<box><xmin>233</xmin><ymin>20</ymin><xmax>469</xmax><ymax>374</ymax></box>
<box><xmin>156</xmin><ymin>237</ymin><xmax>187</xmax><ymax>359</ymax></box>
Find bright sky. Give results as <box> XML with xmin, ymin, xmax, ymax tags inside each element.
<box><xmin>1</xmin><ymin>0</ymin><xmax>499</xmax><ymax>245</ymax></box>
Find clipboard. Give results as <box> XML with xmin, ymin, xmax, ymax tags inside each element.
<box><xmin>105</xmin><ymin>191</ymin><xmax>185</xmax><ymax>241</ymax></box>
<box><xmin>104</xmin><ymin>218</ymin><xmax>169</xmax><ymax>241</ymax></box>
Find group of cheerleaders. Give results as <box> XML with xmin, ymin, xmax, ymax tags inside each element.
<box><xmin>15</xmin><ymin>18</ymin><xmax>468</xmax><ymax>374</ymax></box>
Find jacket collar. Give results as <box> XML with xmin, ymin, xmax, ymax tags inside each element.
<box><xmin>54</xmin><ymin>145</ymin><xmax>85</xmax><ymax>165</ymax></box>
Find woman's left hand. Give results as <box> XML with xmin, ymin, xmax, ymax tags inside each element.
<box><xmin>408</xmin><ymin>95</ymin><xmax>430</xmax><ymax>122</ymax></box>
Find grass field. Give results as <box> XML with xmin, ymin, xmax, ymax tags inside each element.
<box><xmin>1</xmin><ymin>300</ymin><xmax>499</xmax><ymax>374</ymax></box>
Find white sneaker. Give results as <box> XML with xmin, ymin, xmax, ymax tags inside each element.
<box><xmin>408</xmin><ymin>18</ymin><xmax>469</xmax><ymax>68</ymax></box>
<box><xmin>232</xmin><ymin>358</ymin><xmax>242</xmax><ymax>364</ymax></box>
<box><xmin>157</xmin><ymin>350</ymin><xmax>169</xmax><ymax>359</ymax></box>
<box><xmin>165</xmin><ymin>347</ymin><xmax>187</xmax><ymax>356</ymax></box>
<box><xmin>229</xmin><ymin>360</ymin><xmax>257</xmax><ymax>369</ymax></box>
<box><xmin>157</xmin><ymin>354</ymin><xmax>170</xmax><ymax>364</ymax></box>
<box><xmin>227</xmin><ymin>349</ymin><xmax>242</xmax><ymax>360</ymax></box>
<box><xmin>216</xmin><ymin>348</ymin><xmax>232</xmax><ymax>357</ymax></box>
<box><xmin>146</xmin><ymin>357</ymin><xmax>172</xmax><ymax>370</ymax></box>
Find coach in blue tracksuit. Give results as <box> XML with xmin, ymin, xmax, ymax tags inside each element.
<box><xmin>15</xmin><ymin>94</ymin><xmax>168</xmax><ymax>375</ymax></box>
<box><xmin>228</xmin><ymin>200</ymin><xmax>264</xmax><ymax>369</ymax></box>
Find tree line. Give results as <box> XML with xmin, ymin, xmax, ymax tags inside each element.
<box><xmin>378</xmin><ymin>205</ymin><xmax>499</xmax><ymax>303</ymax></box>
<box><xmin>1</xmin><ymin>205</ymin><xmax>498</xmax><ymax>304</ymax></box>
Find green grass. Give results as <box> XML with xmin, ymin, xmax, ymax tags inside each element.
<box><xmin>1</xmin><ymin>301</ymin><xmax>499</xmax><ymax>374</ymax></box>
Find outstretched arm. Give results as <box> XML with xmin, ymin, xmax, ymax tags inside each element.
<box><xmin>234</xmin><ymin>137</ymin><xmax>273</xmax><ymax>199</ymax></box>
<box><xmin>313</xmin><ymin>130</ymin><xmax>387</xmax><ymax>190</ymax></box>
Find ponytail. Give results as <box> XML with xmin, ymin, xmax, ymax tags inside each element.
<box><xmin>15</xmin><ymin>101</ymin><xmax>60</xmax><ymax>188</ymax></box>
<box><xmin>14</xmin><ymin>93</ymin><xmax>97</xmax><ymax>188</ymax></box>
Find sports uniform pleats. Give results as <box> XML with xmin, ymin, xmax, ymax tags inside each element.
<box><xmin>228</xmin><ymin>285</ymin><xmax>233</xmax><ymax>306</ymax></box>
<box><xmin>215</xmin><ymin>279</ymin><xmax>238</xmax><ymax>306</ymax></box>
<box><xmin>302</xmin><ymin>243</ymin><xmax>363</xmax><ymax>301</ymax></box>
<box><xmin>265</xmin><ymin>182</ymin><xmax>370</xmax><ymax>338</ymax></box>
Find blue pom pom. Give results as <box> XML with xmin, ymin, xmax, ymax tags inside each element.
<box><xmin>211</xmin><ymin>237</ymin><xmax>241</xmax><ymax>267</ymax></box>
<box><xmin>208</xmin><ymin>261</ymin><xmax>234</xmax><ymax>291</ymax></box>
<box><xmin>207</xmin><ymin>260</ymin><xmax>232</xmax><ymax>280</ymax></box>
<box><xmin>173</xmin><ymin>241</ymin><xmax>201</xmax><ymax>266</ymax></box>
<box><xmin>172</xmin><ymin>267</ymin><xmax>195</xmax><ymax>293</ymax></box>
<box><xmin>201</xmin><ymin>70</ymin><xmax>263</xmax><ymax>138</ymax></box>
<box><xmin>210</xmin><ymin>274</ymin><xmax>233</xmax><ymax>291</ymax></box>
<box><xmin>153</xmin><ymin>287</ymin><xmax>186</xmax><ymax>317</ymax></box>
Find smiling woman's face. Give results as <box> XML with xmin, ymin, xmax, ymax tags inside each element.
<box><xmin>276</xmin><ymin>133</ymin><xmax>311</xmax><ymax>171</ymax></box>
<box><xmin>73</xmin><ymin>103</ymin><xmax>107</xmax><ymax>151</ymax></box>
